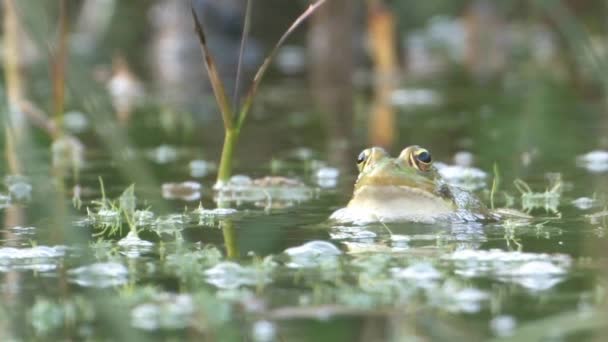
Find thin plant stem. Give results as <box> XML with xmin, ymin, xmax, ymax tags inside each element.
<box><xmin>4</xmin><ymin>125</ymin><xmax>21</xmax><ymax>174</ymax></box>
<box><xmin>52</xmin><ymin>0</ymin><xmax>68</xmax><ymax>131</ymax></box>
<box><xmin>490</xmin><ymin>163</ymin><xmax>500</xmax><ymax>210</ymax></box>
<box><xmin>233</xmin><ymin>0</ymin><xmax>253</xmax><ymax>111</ymax></box>
<box><xmin>237</xmin><ymin>0</ymin><xmax>327</xmax><ymax>130</ymax></box>
<box><xmin>191</xmin><ymin>0</ymin><xmax>327</xmax><ymax>187</ymax></box>
<box><xmin>216</xmin><ymin>129</ymin><xmax>239</xmax><ymax>187</ymax></box>
<box><xmin>2</xmin><ymin>0</ymin><xmax>27</xmax><ymax>136</ymax></box>
<box><xmin>221</xmin><ymin>219</ymin><xmax>239</xmax><ymax>259</ymax></box>
<box><xmin>191</xmin><ymin>3</ymin><xmax>234</xmax><ymax>130</ymax></box>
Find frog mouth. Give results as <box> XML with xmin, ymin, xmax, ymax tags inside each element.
<box><xmin>337</xmin><ymin>184</ymin><xmax>457</xmax><ymax>223</ymax></box>
<box><xmin>353</xmin><ymin>183</ymin><xmax>440</xmax><ymax>201</ymax></box>
<box><xmin>355</xmin><ymin>173</ymin><xmax>436</xmax><ymax>193</ymax></box>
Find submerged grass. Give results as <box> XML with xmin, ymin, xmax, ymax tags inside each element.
<box><xmin>191</xmin><ymin>0</ymin><xmax>327</xmax><ymax>188</ymax></box>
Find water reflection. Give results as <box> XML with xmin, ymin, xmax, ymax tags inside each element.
<box><xmin>220</xmin><ymin>219</ymin><xmax>239</xmax><ymax>259</ymax></box>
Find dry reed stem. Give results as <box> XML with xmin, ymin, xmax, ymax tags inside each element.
<box><xmin>2</xmin><ymin>0</ymin><xmax>27</xmax><ymax>135</ymax></box>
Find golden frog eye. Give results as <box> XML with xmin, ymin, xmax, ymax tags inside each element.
<box><xmin>399</xmin><ymin>145</ymin><xmax>433</xmax><ymax>172</ymax></box>
<box><xmin>356</xmin><ymin>149</ymin><xmax>370</xmax><ymax>172</ymax></box>
<box><xmin>357</xmin><ymin>150</ymin><xmax>368</xmax><ymax>165</ymax></box>
<box><xmin>413</xmin><ymin>148</ymin><xmax>432</xmax><ymax>171</ymax></box>
<box><xmin>357</xmin><ymin>147</ymin><xmax>388</xmax><ymax>173</ymax></box>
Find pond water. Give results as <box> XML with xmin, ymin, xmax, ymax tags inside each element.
<box><xmin>1</xmin><ymin>73</ymin><xmax>607</xmax><ymax>341</ymax></box>
<box><xmin>1</xmin><ymin>1</ymin><xmax>608</xmax><ymax>340</ymax></box>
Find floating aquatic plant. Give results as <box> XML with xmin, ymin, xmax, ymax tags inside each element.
<box><xmin>151</xmin><ymin>214</ymin><xmax>189</xmax><ymax>238</ymax></box>
<box><xmin>586</xmin><ymin>208</ymin><xmax>608</xmax><ymax>225</ymax></box>
<box><xmin>166</xmin><ymin>246</ymin><xmax>224</xmax><ymax>285</ymax></box>
<box><xmin>514</xmin><ymin>178</ymin><xmax>562</xmax><ymax>214</ymax></box>
<box><xmin>88</xmin><ymin>179</ymin><xmax>148</xmax><ymax>239</ymax></box>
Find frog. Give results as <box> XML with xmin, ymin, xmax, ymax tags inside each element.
<box><xmin>330</xmin><ymin>146</ymin><xmax>491</xmax><ymax>224</ymax></box>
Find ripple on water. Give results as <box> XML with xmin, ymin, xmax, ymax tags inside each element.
<box><xmin>571</xmin><ymin>197</ymin><xmax>595</xmax><ymax>210</ymax></box>
<box><xmin>490</xmin><ymin>315</ymin><xmax>517</xmax><ymax>337</ymax></box>
<box><xmin>505</xmin><ymin>261</ymin><xmax>567</xmax><ymax>291</ymax></box>
<box><xmin>284</xmin><ymin>241</ymin><xmax>342</xmax><ymax>268</ymax></box>
<box><xmin>392</xmin><ymin>263</ymin><xmax>442</xmax><ymax>281</ymax></box>
<box><xmin>153</xmin><ymin>214</ymin><xmax>188</xmax><ymax>234</ymax></box>
<box><xmin>0</xmin><ymin>193</ymin><xmax>9</xmax><ymax>208</ymax></box>
<box><xmin>445</xmin><ymin>249</ymin><xmax>571</xmax><ymax>291</ymax></box>
<box><xmin>435</xmin><ymin>163</ymin><xmax>487</xmax><ymax>191</ymax></box>
<box><xmin>425</xmin><ymin>280</ymin><xmax>491</xmax><ymax>314</ymax></box>
<box><xmin>0</xmin><ymin>246</ymin><xmax>65</xmax><ymax>259</ymax></box>
<box><xmin>118</xmin><ymin>232</ymin><xmax>154</xmax><ymax>258</ymax></box>
<box><xmin>147</xmin><ymin>144</ymin><xmax>179</xmax><ymax>164</ymax></box>
<box><xmin>447</xmin><ymin>287</ymin><xmax>490</xmax><ymax>313</ymax></box>
<box><xmin>577</xmin><ymin>150</ymin><xmax>608</xmax><ymax>173</ymax></box>
<box><xmin>68</xmin><ymin>262</ymin><xmax>128</xmax><ymax>288</ymax></box>
<box><xmin>118</xmin><ymin>231</ymin><xmax>154</xmax><ymax>248</ymax></box>
<box><xmin>252</xmin><ymin>320</ymin><xmax>277</xmax><ymax>342</ymax></box>
<box><xmin>189</xmin><ymin>159</ymin><xmax>215</xmax><ymax>178</ymax></box>
<box><xmin>193</xmin><ymin>207</ymin><xmax>238</xmax><ymax>217</ymax></box>
<box><xmin>391</xmin><ymin>263</ymin><xmax>442</xmax><ymax>289</ymax></box>
<box><xmin>5</xmin><ymin>175</ymin><xmax>33</xmax><ymax>203</ymax></box>
<box><xmin>161</xmin><ymin>181</ymin><xmax>202</xmax><ymax>201</ymax></box>
<box><xmin>131</xmin><ymin>293</ymin><xmax>194</xmax><ymax>331</ymax></box>
<box><xmin>204</xmin><ymin>262</ymin><xmax>267</xmax><ymax>290</ymax></box>
<box><xmin>0</xmin><ymin>245</ymin><xmax>66</xmax><ymax>272</ymax></box>
<box><xmin>9</xmin><ymin>226</ymin><xmax>37</xmax><ymax>236</ymax></box>
<box><xmin>330</xmin><ymin>226</ymin><xmax>377</xmax><ymax>241</ymax></box>
<box><xmin>315</xmin><ymin>166</ymin><xmax>339</xmax><ymax>189</ymax></box>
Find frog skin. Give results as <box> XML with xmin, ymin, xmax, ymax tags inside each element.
<box><xmin>330</xmin><ymin>146</ymin><xmax>490</xmax><ymax>224</ymax></box>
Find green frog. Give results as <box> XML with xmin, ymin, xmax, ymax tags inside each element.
<box><xmin>330</xmin><ymin>146</ymin><xmax>491</xmax><ymax>223</ymax></box>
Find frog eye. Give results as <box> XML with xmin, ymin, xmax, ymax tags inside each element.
<box><xmin>357</xmin><ymin>150</ymin><xmax>367</xmax><ymax>165</ymax></box>
<box><xmin>416</xmin><ymin>149</ymin><xmax>431</xmax><ymax>164</ymax></box>
<box><xmin>413</xmin><ymin>148</ymin><xmax>432</xmax><ymax>171</ymax></box>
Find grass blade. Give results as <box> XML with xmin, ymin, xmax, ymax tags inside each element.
<box><xmin>490</xmin><ymin>162</ymin><xmax>500</xmax><ymax>209</ymax></box>
<box><xmin>192</xmin><ymin>0</ymin><xmax>327</xmax><ymax>187</ymax></box>
<box><xmin>237</xmin><ymin>0</ymin><xmax>327</xmax><ymax>129</ymax></box>
<box><xmin>233</xmin><ymin>0</ymin><xmax>253</xmax><ymax>111</ymax></box>
<box><xmin>191</xmin><ymin>1</ymin><xmax>234</xmax><ymax>130</ymax></box>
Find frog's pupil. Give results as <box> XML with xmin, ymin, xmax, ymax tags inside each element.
<box><xmin>357</xmin><ymin>151</ymin><xmax>366</xmax><ymax>164</ymax></box>
<box><xmin>417</xmin><ymin>151</ymin><xmax>431</xmax><ymax>163</ymax></box>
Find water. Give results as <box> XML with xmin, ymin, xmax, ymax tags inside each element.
<box><xmin>1</xmin><ymin>3</ymin><xmax>608</xmax><ymax>341</ymax></box>
<box><xmin>1</xmin><ymin>76</ymin><xmax>606</xmax><ymax>341</ymax></box>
